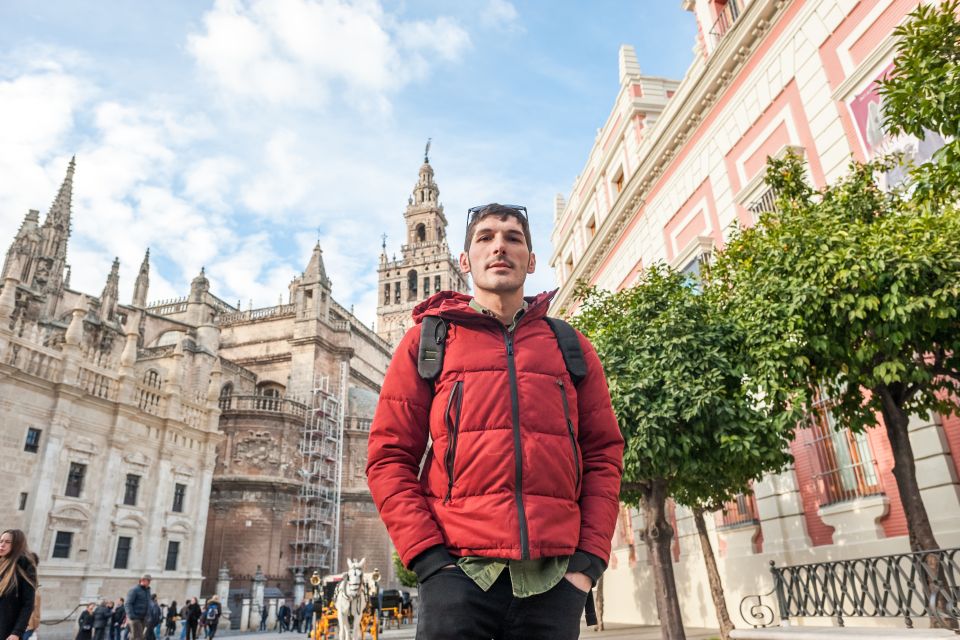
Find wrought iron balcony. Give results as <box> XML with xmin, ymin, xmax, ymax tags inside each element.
<box><xmin>741</xmin><ymin>548</ymin><xmax>960</xmax><ymax>630</ymax></box>
<box><xmin>709</xmin><ymin>0</ymin><xmax>742</xmax><ymax>49</ymax></box>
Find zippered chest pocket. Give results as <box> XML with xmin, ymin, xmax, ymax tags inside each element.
<box><xmin>443</xmin><ymin>380</ymin><xmax>464</xmax><ymax>503</ymax></box>
<box><xmin>557</xmin><ymin>378</ymin><xmax>581</xmax><ymax>493</ymax></box>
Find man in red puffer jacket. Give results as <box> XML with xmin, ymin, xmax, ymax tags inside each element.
<box><xmin>367</xmin><ymin>203</ymin><xmax>624</xmax><ymax>640</ymax></box>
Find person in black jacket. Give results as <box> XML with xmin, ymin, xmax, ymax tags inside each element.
<box><xmin>185</xmin><ymin>598</ymin><xmax>201</xmax><ymax>640</ymax></box>
<box><xmin>110</xmin><ymin>598</ymin><xmax>125</xmax><ymax>640</ymax></box>
<box><xmin>144</xmin><ymin>595</ymin><xmax>161</xmax><ymax>640</ymax></box>
<box><xmin>165</xmin><ymin>601</ymin><xmax>178</xmax><ymax>640</ymax></box>
<box><xmin>124</xmin><ymin>575</ymin><xmax>152</xmax><ymax>640</ymax></box>
<box><xmin>77</xmin><ymin>604</ymin><xmax>96</xmax><ymax>640</ymax></box>
<box><xmin>0</xmin><ymin>529</ymin><xmax>37</xmax><ymax>640</ymax></box>
<box><xmin>92</xmin><ymin>601</ymin><xmax>112</xmax><ymax>640</ymax></box>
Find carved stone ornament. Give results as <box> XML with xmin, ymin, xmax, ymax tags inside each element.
<box><xmin>65</xmin><ymin>437</ymin><xmax>97</xmax><ymax>459</ymax></box>
<box><xmin>233</xmin><ymin>431</ymin><xmax>281</xmax><ymax>465</ymax></box>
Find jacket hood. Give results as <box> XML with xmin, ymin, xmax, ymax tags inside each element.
<box><xmin>412</xmin><ymin>289</ymin><xmax>558</xmax><ymax>325</ymax></box>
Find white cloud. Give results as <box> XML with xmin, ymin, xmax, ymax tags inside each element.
<box><xmin>239</xmin><ymin>130</ymin><xmax>310</xmax><ymax>216</ymax></box>
<box><xmin>480</xmin><ymin>0</ymin><xmax>522</xmax><ymax>32</ymax></box>
<box><xmin>0</xmin><ymin>66</ymin><xmax>88</xmax><ymax>229</ymax></box>
<box><xmin>186</xmin><ymin>0</ymin><xmax>470</xmax><ymax>110</ymax></box>
<box><xmin>184</xmin><ymin>156</ymin><xmax>243</xmax><ymax>213</ymax></box>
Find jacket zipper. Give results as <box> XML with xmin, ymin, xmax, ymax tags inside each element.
<box><xmin>504</xmin><ymin>329</ymin><xmax>531</xmax><ymax>560</ymax></box>
<box><xmin>557</xmin><ymin>378</ymin><xmax>581</xmax><ymax>493</ymax></box>
<box><xmin>443</xmin><ymin>380</ymin><xmax>463</xmax><ymax>503</ymax></box>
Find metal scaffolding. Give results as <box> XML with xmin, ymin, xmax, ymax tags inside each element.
<box><xmin>292</xmin><ymin>373</ymin><xmax>343</xmax><ymax>576</ymax></box>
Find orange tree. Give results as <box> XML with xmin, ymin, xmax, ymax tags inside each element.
<box><xmin>572</xmin><ymin>267</ymin><xmax>792</xmax><ymax>640</ymax></box>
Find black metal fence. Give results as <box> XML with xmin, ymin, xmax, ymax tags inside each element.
<box><xmin>740</xmin><ymin>548</ymin><xmax>960</xmax><ymax>631</ymax></box>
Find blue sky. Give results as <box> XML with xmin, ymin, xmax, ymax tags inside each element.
<box><xmin>0</xmin><ymin>0</ymin><xmax>696</xmax><ymax>325</ymax></box>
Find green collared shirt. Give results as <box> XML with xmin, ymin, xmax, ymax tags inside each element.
<box><xmin>460</xmin><ymin>297</ymin><xmax>569</xmax><ymax>597</ymax></box>
<box><xmin>467</xmin><ymin>298</ymin><xmax>528</xmax><ymax>332</ymax></box>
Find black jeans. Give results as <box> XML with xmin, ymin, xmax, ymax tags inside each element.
<box><xmin>416</xmin><ymin>566</ymin><xmax>587</xmax><ymax>640</ymax></box>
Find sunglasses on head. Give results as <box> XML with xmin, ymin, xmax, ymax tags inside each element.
<box><xmin>467</xmin><ymin>204</ymin><xmax>528</xmax><ymax>225</ymax></box>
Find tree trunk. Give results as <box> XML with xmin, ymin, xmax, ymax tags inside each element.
<box><xmin>596</xmin><ymin>573</ymin><xmax>605</xmax><ymax>631</ymax></box>
<box><xmin>640</xmin><ymin>479</ymin><xmax>686</xmax><ymax>640</ymax></box>
<box><xmin>693</xmin><ymin>507</ymin><xmax>734</xmax><ymax>640</ymax></box>
<box><xmin>877</xmin><ymin>386</ymin><xmax>956</xmax><ymax>629</ymax></box>
<box><xmin>876</xmin><ymin>387</ymin><xmax>940</xmax><ymax>553</ymax></box>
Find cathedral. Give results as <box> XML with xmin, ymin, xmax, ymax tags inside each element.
<box><xmin>0</xmin><ymin>152</ymin><xmax>465</xmax><ymax>625</ymax></box>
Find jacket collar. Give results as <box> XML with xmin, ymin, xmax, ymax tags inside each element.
<box><xmin>412</xmin><ymin>289</ymin><xmax>557</xmax><ymax>327</ymax></box>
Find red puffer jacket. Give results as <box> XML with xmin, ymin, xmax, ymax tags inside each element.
<box><xmin>367</xmin><ymin>290</ymin><xmax>624</xmax><ymax>571</ymax></box>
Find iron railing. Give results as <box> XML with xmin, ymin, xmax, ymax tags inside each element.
<box><xmin>804</xmin><ymin>400</ymin><xmax>883</xmax><ymax>506</ymax></box>
<box><xmin>718</xmin><ymin>493</ymin><xmax>760</xmax><ymax>529</ymax></box>
<box><xmin>708</xmin><ymin>0</ymin><xmax>742</xmax><ymax>49</ymax></box>
<box><xmin>747</xmin><ymin>185</ymin><xmax>779</xmax><ymax>216</ymax></box>
<box><xmin>741</xmin><ymin>548</ymin><xmax>960</xmax><ymax>631</ymax></box>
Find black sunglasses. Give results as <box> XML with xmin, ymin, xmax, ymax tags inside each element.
<box><xmin>467</xmin><ymin>204</ymin><xmax>528</xmax><ymax>225</ymax></box>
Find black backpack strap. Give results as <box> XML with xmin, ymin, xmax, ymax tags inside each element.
<box><xmin>418</xmin><ymin>316</ymin><xmax>448</xmax><ymax>380</ymax></box>
<box><xmin>544</xmin><ymin>317</ymin><xmax>587</xmax><ymax>386</ymax></box>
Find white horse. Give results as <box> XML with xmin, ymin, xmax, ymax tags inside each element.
<box><xmin>334</xmin><ymin>557</ymin><xmax>368</xmax><ymax>640</ymax></box>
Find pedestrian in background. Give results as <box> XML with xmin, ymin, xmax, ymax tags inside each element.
<box><xmin>0</xmin><ymin>529</ymin><xmax>37</xmax><ymax>640</ymax></box>
<box><xmin>76</xmin><ymin>604</ymin><xmax>95</xmax><ymax>640</ymax></box>
<box><xmin>202</xmin><ymin>597</ymin><xmax>220</xmax><ymax>640</ymax></box>
<box><xmin>110</xmin><ymin>598</ymin><xmax>125</xmax><ymax>640</ymax></box>
<box><xmin>302</xmin><ymin>600</ymin><xmax>314</xmax><ymax>638</ymax></box>
<box><xmin>276</xmin><ymin>602</ymin><xmax>289</xmax><ymax>633</ymax></box>
<box><xmin>165</xmin><ymin>601</ymin><xmax>178</xmax><ymax>640</ymax></box>
<box><xmin>178</xmin><ymin>603</ymin><xmax>188</xmax><ymax>640</ymax></box>
<box><xmin>146</xmin><ymin>595</ymin><xmax>161</xmax><ymax>640</ymax></box>
<box><xmin>92</xmin><ymin>600</ymin><xmax>111</xmax><ymax>640</ymax></box>
<box><xmin>257</xmin><ymin>606</ymin><xmax>266</xmax><ymax>632</ymax></box>
<box><xmin>124</xmin><ymin>575</ymin><xmax>151</xmax><ymax>640</ymax></box>
<box><xmin>185</xmin><ymin>598</ymin><xmax>201</xmax><ymax>640</ymax></box>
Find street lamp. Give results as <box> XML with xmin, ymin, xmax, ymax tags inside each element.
<box><xmin>309</xmin><ymin>571</ymin><xmax>321</xmax><ymax>638</ymax></box>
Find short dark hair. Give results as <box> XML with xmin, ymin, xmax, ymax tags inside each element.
<box><xmin>464</xmin><ymin>203</ymin><xmax>532</xmax><ymax>252</ymax></box>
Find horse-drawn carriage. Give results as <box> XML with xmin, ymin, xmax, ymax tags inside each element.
<box><xmin>310</xmin><ymin>559</ymin><xmax>382</xmax><ymax>640</ymax></box>
<box><xmin>376</xmin><ymin>589</ymin><xmax>413</xmax><ymax>629</ymax></box>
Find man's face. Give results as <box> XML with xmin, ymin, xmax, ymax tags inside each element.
<box><xmin>460</xmin><ymin>215</ymin><xmax>535</xmax><ymax>295</ymax></box>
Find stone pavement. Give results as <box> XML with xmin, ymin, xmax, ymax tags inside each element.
<box><xmin>212</xmin><ymin>622</ymin><xmax>720</xmax><ymax>639</ymax></box>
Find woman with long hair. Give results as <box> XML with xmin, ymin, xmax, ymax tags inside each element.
<box><xmin>165</xmin><ymin>601</ymin><xmax>178</xmax><ymax>640</ymax></box>
<box><xmin>0</xmin><ymin>529</ymin><xmax>37</xmax><ymax>640</ymax></box>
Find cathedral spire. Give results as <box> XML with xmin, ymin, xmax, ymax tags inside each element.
<box><xmin>190</xmin><ymin>266</ymin><xmax>210</xmax><ymax>303</ymax></box>
<box><xmin>303</xmin><ymin>242</ymin><xmax>330</xmax><ymax>287</ymax></box>
<box><xmin>132</xmin><ymin>249</ymin><xmax>150</xmax><ymax>307</ymax></box>
<box><xmin>99</xmin><ymin>257</ymin><xmax>120</xmax><ymax>322</ymax></box>
<box><xmin>2</xmin><ymin>209</ymin><xmax>41</xmax><ymax>281</ymax></box>
<box><xmin>45</xmin><ymin>156</ymin><xmax>75</xmax><ymax>239</ymax></box>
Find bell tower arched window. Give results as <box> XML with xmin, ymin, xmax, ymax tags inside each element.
<box><xmin>416</xmin><ymin>223</ymin><xmax>426</xmax><ymax>242</ymax></box>
<box><xmin>407</xmin><ymin>270</ymin><xmax>418</xmax><ymax>301</ymax></box>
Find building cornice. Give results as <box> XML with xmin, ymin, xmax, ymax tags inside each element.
<box><xmin>551</xmin><ymin>0</ymin><xmax>789</xmax><ymax>313</ymax></box>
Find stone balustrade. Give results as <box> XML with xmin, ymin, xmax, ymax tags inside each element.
<box><xmin>218</xmin><ymin>394</ymin><xmax>309</xmax><ymax>419</ymax></box>
<box><xmin>219</xmin><ymin>303</ymin><xmax>296</xmax><ymax>325</ymax></box>
<box><xmin>0</xmin><ymin>328</ymin><xmax>220</xmax><ymax>427</ymax></box>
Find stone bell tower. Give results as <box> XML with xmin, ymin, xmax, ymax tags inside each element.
<box><xmin>376</xmin><ymin>142</ymin><xmax>468</xmax><ymax>346</ymax></box>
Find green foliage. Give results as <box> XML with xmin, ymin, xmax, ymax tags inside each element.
<box><xmin>392</xmin><ymin>551</ymin><xmax>418</xmax><ymax>588</ymax></box>
<box><xmin>571</xmin><ymin>266</ymin><xmax>793</xmax><ymax>510</ymax></box>
<box><xmin>878</xmin><ymin>0</ymin><xmax>960</xmax><ymax>208</ymax></box>
<box><xmin>711</xmin><ymin>151</ymin><xmax>960</xmax><ymax>435</ymax></box>
<box><xmin>879</xmin><ymin>0</ymin><xmax>960</xmax><ymax>141</ymax></box>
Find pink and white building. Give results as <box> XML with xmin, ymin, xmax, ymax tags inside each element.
<box><xmin>549</xmin><ymin>0</ymin><xmax>960</xmax><ymax>628</ymax></box>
